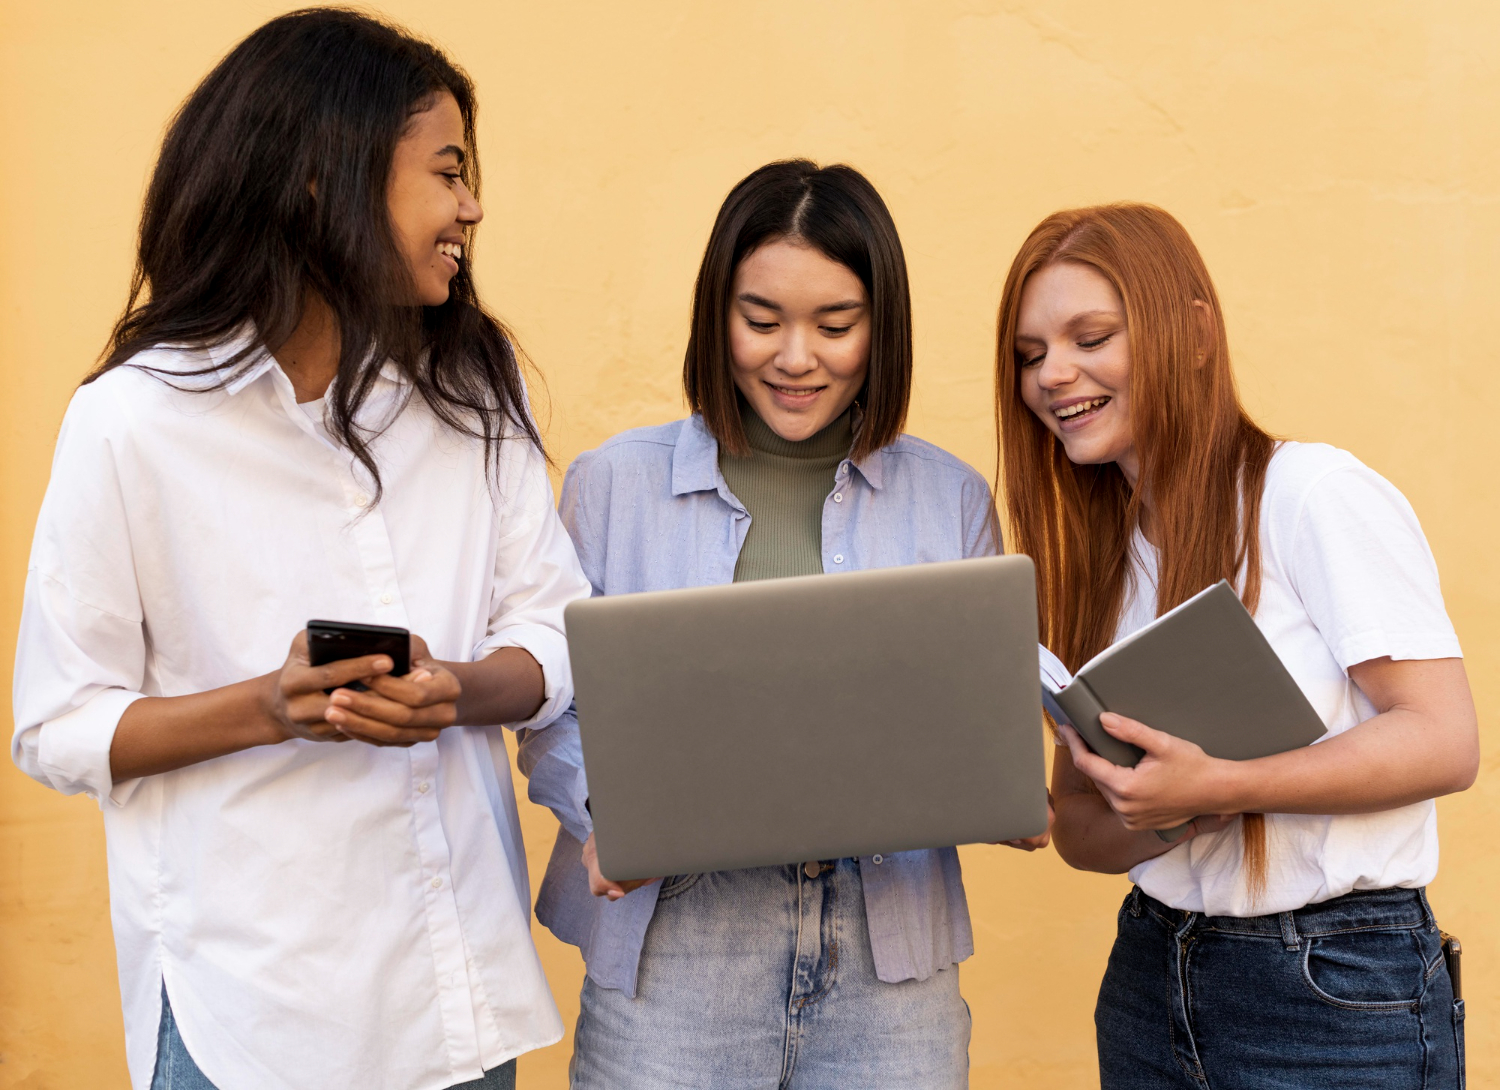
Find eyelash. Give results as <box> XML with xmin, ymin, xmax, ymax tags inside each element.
<box><xmin>1020</xmin><ymin>333</ymin><xmax>1113</xmax><ymax>367</ymax></box>
<box><xmin>442</xmin><ymin>172</ymin><xmax>462</xmax><ymax>185</ymax></box>
<box><xmin>745</xmin><ymin>320</ymin><xmax>854</xmax><ymax>335</ymax></box>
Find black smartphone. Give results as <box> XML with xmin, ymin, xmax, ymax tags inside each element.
<box><xmin>306</xmin><ymin>619</ymin><xmax>410</xmax><ymax>693</ymax></box>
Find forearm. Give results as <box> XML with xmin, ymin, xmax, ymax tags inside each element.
<box><xmin>110</xmin><ymin>674</ymin><xmax>286</xmax><ymax>781</ymax></box>
<box><xmin>1217</xmin><ymin>707</ymin><xmax>1479</xmax><ymax>817</ymax></box>
<box><xmin>445</xmin><ymin>647</ymin><xmax>545</xmax><ymax>726</ymax></box>
<box><xmin>1053</xmin><ymin>791</ymin><xmax>1178</xmax><ymax>873</ymax></box>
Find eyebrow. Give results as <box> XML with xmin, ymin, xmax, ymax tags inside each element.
<box><xmin>433</xmin><ymin>144</ymin><xmax>466</xmax><ymax>165</ymax></box>
<box><xmin>737</xmin><ymin>292</ymin><xmax>866</xmax><ymax>314</ymax></box>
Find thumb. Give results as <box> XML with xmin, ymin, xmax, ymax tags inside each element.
<box><xmin>1099</xmin><ymin>712</ymin><xmax>1173</xmax><ymax>752</ymax></box>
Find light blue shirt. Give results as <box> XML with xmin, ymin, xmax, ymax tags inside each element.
<box><xmin>518</xmin><ymin>412</ymin><xmax>1001</xmax><ymax>996</ymax></box>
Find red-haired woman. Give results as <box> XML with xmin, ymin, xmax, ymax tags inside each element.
<box><xmin>995</xmin><ymin>203</ymin><xmax>1476</xmax><ymax>1088</ymax></box>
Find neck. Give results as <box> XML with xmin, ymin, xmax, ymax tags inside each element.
<box><xmin>738</xmin><ymin>401</ymin><xmax>855</xmax><ymax>460</ymax></box>
<box><xmin>273</xmin><ymin>293</ymin><xmax>340</xmax><ymax>403</ymax></box>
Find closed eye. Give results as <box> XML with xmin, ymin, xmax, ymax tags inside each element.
<box><xmin>746</xmin><ymin>319</ymin><xmax>777</xmax><ymax>332</ymax></box>
<box><xmin>1079</xmin><ymin>334</ymin><xmax>1113</xmax><ymax>349</ymax></box>
<box><xmin>820</xmin><ymin>325</ymin><xmax>854</xmax><ymax>336</ymax></box>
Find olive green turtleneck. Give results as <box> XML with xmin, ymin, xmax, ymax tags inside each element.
<box><xmin>718</xmin><ymin>403</ymin><xmax>855</xmax><ymax>583</ymax></box>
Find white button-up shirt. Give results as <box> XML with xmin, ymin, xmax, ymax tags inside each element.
<box><xmin>12</xmin><ymin>341</ymin><xmax>590</xmax><ymax>1090</ymax></box>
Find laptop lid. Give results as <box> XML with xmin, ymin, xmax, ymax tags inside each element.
<box><xmin>565</xmin><ymin>554</ymin><xmax>1049</xmax><ymax>881</ymax></box>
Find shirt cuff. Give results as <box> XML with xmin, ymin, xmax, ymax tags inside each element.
<box><xmin>35</xmin><ymin>688</ymin><xmax>147</xmax><ymax>807</ymax></box>
<box><xmin>474</xmin><ymin>624</ymin><xmax>572</xmax><ymax>729</ymax></box>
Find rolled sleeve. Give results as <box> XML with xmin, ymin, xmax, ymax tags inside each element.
<box><xmin>472</xmin><ymin>439</ymin><xmax>591</xmax><ymax>729</ymax></box>
<box><xmin>13</xmin><ymin>570</ymin><xmax>148</xmax><ymax>807</ymax></box>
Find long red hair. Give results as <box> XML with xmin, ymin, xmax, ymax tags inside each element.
<box><xmin>995</xmin><ymin>204</ymin><xmax>1275</xmax><ymax>898</ymax></box>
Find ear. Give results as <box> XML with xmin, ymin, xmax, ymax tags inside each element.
<box><xmin>1189</xmin><ymin>299</ymin><xmax>1216</xmax><ymax>368</ymax></box>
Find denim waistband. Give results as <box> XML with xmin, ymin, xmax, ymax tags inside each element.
<box><xmin>1131</xmin><ymin>885</ymin><xmax>1436</xmax><ymax>944</ymax></box>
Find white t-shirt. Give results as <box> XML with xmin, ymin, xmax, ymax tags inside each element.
<box><xmin>1124</xmin><ymin>441</ymin><xmax>1462</xmax><ymax>917</ymax></box>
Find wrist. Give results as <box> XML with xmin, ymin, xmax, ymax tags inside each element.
<box><xmin>250</xmin><ymin>672</ymin><xmax>294</xmax><ymax>747</ymax></box>
<box><xmin>1208</xmin><ymin>755</ymin><xmax>1259</xmax><ymax>815</ymax></box>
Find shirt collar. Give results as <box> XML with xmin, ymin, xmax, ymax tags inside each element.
<box><xmin>671</xmin><ymin>413</ymin><xmax>725</xmax><ymax>497</ymax></box>
<box><xmin>672</xmin><ymin>410</ymin><xmax>887</xmax><ymax>496</ymax></box>
<box><xmin>211</xmin><ymin>329</ymin><xmax>404</xmax><ymax>397</ymax></box>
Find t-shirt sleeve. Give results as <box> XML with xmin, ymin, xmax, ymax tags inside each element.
<box><xmin>1279</xmin><ymin>457</ymin><xmax>1461</xmax><ymax>670</ymax></box>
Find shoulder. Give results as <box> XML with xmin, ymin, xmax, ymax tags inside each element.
<box><xmin>567</xmin><ymin>419</ymin><xmax>685</xmax><ymax>479</ymax></box>
<box><xmin>1262</xmin><ymin>440</ymin><xmax>1413</xmax><ymax>525</ymax></box>
<box><xmin>71</xmin><ymin>345</ymin><xmax>228</xmax><ymax>414</ymax></box>
<box><xmin>878</xmin><ymin>434</ymin><xmax>992</xmax><ymax>494</ymax></box>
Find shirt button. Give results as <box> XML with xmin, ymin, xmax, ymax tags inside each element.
<box><xmin>417</xmin><ymin>782</ymin><xmax>430</xmax><ymax>794</ymax></box>
<box><xmin>833</xmin><ymin>493</ymin><xmax>843</xmax><ymax>503</ymax></box>
<box><xmin>872</xmin><ymin>854</ymin><xmax>884</xmax><ymax>864</ymax></box>
<box><xmin>430</xmin><ymin>876</ymin><xmax>442</xmax><ymax>890</ymax></box>
<box><xmin>352</xmin><ymin>492</ymin><xmax>371</xmax><ymax>508</ymax></box>
<box><xmin>379</xmin><ymin>593</ymin><xmax>393</xmax><ymax>605</ymax></box>
<box><xmin>833</xmin><ymin>554</ymin><xmax>844</xmax><ymax>564</ymax></box>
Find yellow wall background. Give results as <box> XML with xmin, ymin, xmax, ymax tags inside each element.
<box><xmin>2</xmin><ymin>2</ymin><xmax>1495</xmax><ymax>1086</ymax></box>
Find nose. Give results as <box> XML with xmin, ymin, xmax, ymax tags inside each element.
<box><xmin>456</xmin><ymin>179</ymin><xmax>483</xmax><ymax>226</ymax></box>
<box><xmin>1034</xmin><ymin>345</ymin><xmax>1077</xmax><ymax>391</ymax></box>
<box><xmin>776</xmin><ymin>323</ymin><xmax>816</xmax><ymax>377</ymax></box>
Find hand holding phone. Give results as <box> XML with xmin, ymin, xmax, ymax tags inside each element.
<box><xmin>306</xmin><ymin>620</ymin><xmax>411</xmax><ymax>692</ymax></box>
<box><xmin>302</xmin><ymin>622</ymin><xmax>461</xmax><ymax>747</ymax></box>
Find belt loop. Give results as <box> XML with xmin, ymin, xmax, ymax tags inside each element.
<box><xmin>1417</xmin><ymin>887</ymin><xmax>1438</xmax><ymax>932</ymax></box>
<box><xmin>1129</xmin><ymin>886</ymin><xmax>1143</xmax><ymax>917</ymax></box>
<box><xmin>1279</xmin><ymin>910</ymin><xmax>1300</xmax><ymax>951</ymax></box>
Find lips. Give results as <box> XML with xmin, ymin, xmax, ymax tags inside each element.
<box><xmin>1053</xmin><ymin>395</ymin><xmax>1110</xmax><ymax>421</ymax></box>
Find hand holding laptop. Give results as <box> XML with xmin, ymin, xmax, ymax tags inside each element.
<box><xmin>582</xmin><ymin>832</ymin><xmax>658</xmax><ymax>901</ymax></box>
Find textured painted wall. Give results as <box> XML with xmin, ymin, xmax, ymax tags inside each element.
<box><xmin>2</xmin><ymin>2</ymin><xmax>1495</xmax><ymax>1087</ymax></box>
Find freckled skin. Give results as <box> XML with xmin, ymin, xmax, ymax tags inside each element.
<box><xmin>1015</xmin><ymin>262</ymin><xmax>1139</xmax><ymax>487</ymax></box>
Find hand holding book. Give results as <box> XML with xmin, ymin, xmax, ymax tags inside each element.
<box><xmin>1037</xmin><ymin>580</ymin><xmax>1328</xmax><ymax>843</ymax></box>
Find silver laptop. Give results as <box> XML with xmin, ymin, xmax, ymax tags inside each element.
<box><xmin>565</xmin><ymin>554</ymin><xmax>1049</xmax><ymax>881</ymax></box>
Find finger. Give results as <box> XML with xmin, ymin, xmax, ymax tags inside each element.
<box><xmin>330</xmin><ymin>686</ymin><xmax>456</xmax><ymax>727</ymax></box>
<box><xmin>324</xmin><ymin>706</ymin><xmax>440</xmax><ymax>745</ymax></box>
<box><xmin>1058</xmin><ymin>724</ymin><xmax>1121</xmax><ymax>787</ymax></box>
<box><xmin>294</xmin><ymin>654</ymin><xmax>394</xmax><ymax>696</ymax></box>
<box><xmin>1099</xmin><ymin>712</ymin><xmax>1176</xmax><ymax>753</ymax></box>
<box><xmin>364</xmin><ymin>669</ymin><xmax>460</xmax><ymax>709</ymax></box>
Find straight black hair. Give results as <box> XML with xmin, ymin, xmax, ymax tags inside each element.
<box><xmin>683</xmin><ymin>159</ymin><xmax>913</xmax><ymax>461</ymax></box>
<box><xmin>89</xmin><ymin>7</ymin><xmax>542</xmax><ymax>496</ymax></box>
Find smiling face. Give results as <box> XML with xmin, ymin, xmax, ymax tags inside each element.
<box><xmin>386</xmin><ymin>92</ymin><xmax>481</xmax><ymax>306</ymax></box>
<box><xmin>728</xmin><ymin>238</ymin><xmax>871</xmax><ymax>442</ymax></box>
<box><xmin>1016</xmin><ymin>261</ymin><xmax>1140</xmax><ymax>486</ymax></box>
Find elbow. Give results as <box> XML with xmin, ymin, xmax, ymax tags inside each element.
<box><xmin>1052</xmin><ymin>829</ymin><xmax>1132</xmax><ymax>876</ymax></box>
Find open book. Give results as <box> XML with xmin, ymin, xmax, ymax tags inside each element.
<box><xmin>1038</xmin><ymin>580</ymin><xmax>1328</xmax><ymax>839</ymax></box>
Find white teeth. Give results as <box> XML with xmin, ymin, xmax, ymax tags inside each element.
<box><xmin>438</xmin><ymin>242</ymin><xmax>463</xmax><ymax>260</ymax></box>
<box><xmin>1055</xmin><ymin>397</ymin><xmax>1109</xmax><ymax>419</ymax></box>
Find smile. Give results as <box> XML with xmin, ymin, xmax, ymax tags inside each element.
<box><xmin>766</xmin><ymin>382</ymin><xmax>824</xmax><ymax>400</ymax></box>
<box><xmin>437</xmin><ymin>241</ymin><xmax>463</xmax><ymax>261</ymax></box>
<box><xmin>1054</xmin><ymin>396</ymin><xmax>1110</xmax><ymax>420</ymax></box>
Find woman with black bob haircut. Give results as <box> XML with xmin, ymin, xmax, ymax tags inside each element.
<box><xmin>523</xmin><ymin>159</ymin><xmax>1046</xmax><ymax>1089</ymax></box>
<box><xmin>14</xmin><ymin>9</ymin><xmax>590</xmax><ymax>1090</ymax></box>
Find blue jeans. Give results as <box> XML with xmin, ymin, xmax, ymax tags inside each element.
<box><xmin>1096</xmin><ymin>886</ymin><xmax>1465</xmax><ymax>1089</ymax></box>
<box><xmin>151</xmin><ymin>987</ymin><xmax>519</xmax><ymax>1090</ymax></box>
<box><xmin>570</xmin><ymin>859</ymin><xmax>970</xmax><ymax>1089</ymax></box>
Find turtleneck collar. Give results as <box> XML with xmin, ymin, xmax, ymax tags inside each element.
<box><xmin>738</xmin><ymin>399</ymin><xmax>855</xmax><ymax>461</ymax></box>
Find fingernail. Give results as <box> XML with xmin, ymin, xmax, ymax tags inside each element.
<box><xmin>331</xmin><ymin>692</ymin><xmax>351</xmax><ymax>706</ymax></box>
<box><xmin>326</xmin><ymin>709</ymin><xmax>345</xmax><ymax>723</ymax></box>
<box><xmin>410</xmin><ymin>669</ymin><xmax>433</xmax><ymax>682</ymax></box>
<box><xmin>374</xmin><ymin>657</ymin><xmax>392</xmax><ymax>671</ymax></box>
